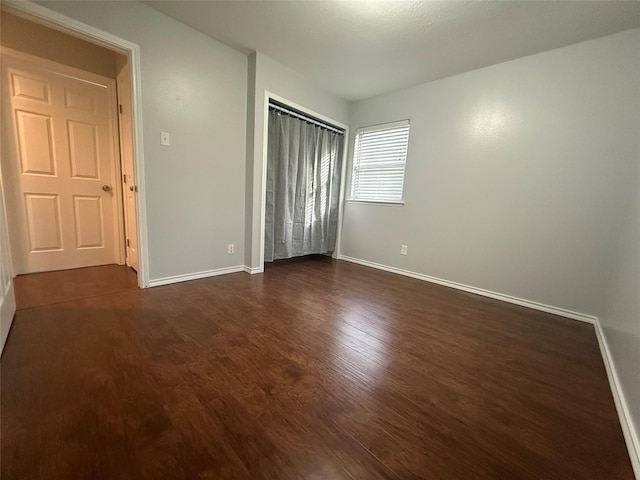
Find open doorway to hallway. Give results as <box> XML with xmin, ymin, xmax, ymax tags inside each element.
<box><xmin>0</xmin><ymin>11</ymin><xmax>140</xmax><ymax>279</ymax></box>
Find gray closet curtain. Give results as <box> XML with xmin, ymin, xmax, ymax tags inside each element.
<box><xmin>265</xmin><ymin>108</ymin><xmax>344</xmax><ymax>262</ymax></box>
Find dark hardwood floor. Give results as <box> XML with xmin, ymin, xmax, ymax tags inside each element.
<box><xmin>1</xmin><ymin>258</ymin><xmax>633</xmax><ymax>479</ymax></box>
<box><xmin>14</xmin><ymin>263</ymin><xmax>138</xmax><ymax>310</ymax></box>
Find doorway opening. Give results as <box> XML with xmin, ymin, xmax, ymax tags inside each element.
<box><xmin>0</xmin><ymin>5</ymin><xmax>147</xmax><ymax>287</ymax></box>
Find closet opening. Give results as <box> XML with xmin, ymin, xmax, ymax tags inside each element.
<box><xmin>263</xmin><ymin>98</ymin><xmax>347</xmax><ymax>270</ymax></box>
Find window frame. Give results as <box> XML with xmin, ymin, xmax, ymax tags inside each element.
<box><xmin>348</xmin><ymin>119</ymin><xmax>410</xmax><ymax>205</ymax></box>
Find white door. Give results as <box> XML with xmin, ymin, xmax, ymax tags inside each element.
<box><xmin>117</xmin><ymin>64</ymin><xmax>139</xmax><ymax>272</ymax></box>
<box><xmin>1</xmin><ymin>52</ymin><xmax>123</xmax><ymax>274</ymax></box>
<box><xmin>0</xmin><ymin>173</ymin><xmax>16</xmax><ymax>355</ymax></box>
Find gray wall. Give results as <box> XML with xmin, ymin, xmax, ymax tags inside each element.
<box><xmin>600</xmin><ymin>118</ymin><xmax>640</xmax><ymax>461</ymax></box>
<box><xmin>36</xmin><ymin>1</ymin><xmax>248</xmax><ymax>282</ymax></box>
<box><xmin>245</xmin><ymin>52</ymin><xmax>350</xmax><ymax>270</ymax></box>
<box><xmin>341</xmin><ymin>28</ymin><xmax>640</xmax><ymax>317</ymax></box>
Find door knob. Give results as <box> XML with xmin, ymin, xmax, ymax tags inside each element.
<box><xmin>102</xmin><ymin>184</ymin><xmax>112</xmax><ymax>192</ymax></box>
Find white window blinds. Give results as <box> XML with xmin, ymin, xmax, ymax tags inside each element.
<box><xmin>350</xmin><ymin>120</ymin><xmax>410</xmax><ymax>202</ymax></box>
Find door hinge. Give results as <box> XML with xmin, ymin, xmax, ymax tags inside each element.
<box><xmin>119</xmin><ymin>104</ymin><xmax>123</xmax><ymax>114</ymax></box>
<box><xmin>126</xmin><ymin>238</ymin><xmax>130</xmax><ymax>247</ymax></box>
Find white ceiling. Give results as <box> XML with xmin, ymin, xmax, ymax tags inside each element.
<box><xmin>145</xmin><ymin>1</ymin><xmax>640</xmax><ymax>102</ymax></box>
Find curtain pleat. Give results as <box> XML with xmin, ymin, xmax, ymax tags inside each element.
<box><xmin>264</xmin><ymin>109</ymin><xmax>344</xmax><ymax>262</ymax></box>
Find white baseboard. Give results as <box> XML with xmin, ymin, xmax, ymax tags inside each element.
<box><xmin>1</xmin><ymin>281</ymin><xmax>16</xmax><ymax>357</ymax></box>
<box><xmin>595</xmin><ymin>321</ymin><xmax>640</xmax><ymax>479</ymax></box>
<box><xmin>148</xmin><ymin>265</ymin><xmax>245</xmax><ymax>287</ymax></box>
<box><xmin>338</xmin><ymin>255</ymin><xmax>597</xmax><ymax>324</ymax></box>
<box><xmin>243</xmin><ymin>265</ymin><xmax>264</xmax><ymax>274</ymax></box>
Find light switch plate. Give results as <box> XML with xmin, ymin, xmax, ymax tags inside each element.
<box><xmin>161</xmin><ymin>132</ymin><xmax>170</xmax><ymax>146</ymax></box>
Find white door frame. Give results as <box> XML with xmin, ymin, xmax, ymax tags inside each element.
<box><xmin>116</xmin><ymin>64</ymin><xmax>140</xmax><ymax>272</ymax></box>
<box><xmin>3</xmin><ymin>1</ymin><xmax>150</xmax><ymax>287</ymax></box>
<box><xmin>259</xmin><ymin>92</ymin><xmax>350</xmax><ymax>271</ymax></box>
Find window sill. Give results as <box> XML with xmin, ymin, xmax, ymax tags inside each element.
<box><xmin>346</xmin><ymin>199</ymin><xmax>405</xmax><ymax>207</ymax></box>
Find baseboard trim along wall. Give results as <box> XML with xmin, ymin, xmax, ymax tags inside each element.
<box><xmin>148</xmin><ymin>266</ymin><xmax>245</xmax><ymax>287</ymax></box>
<box><xmin>338</xmin><ymin>255</ymin><xmax>597</xmax><ymax>324</ymax></box>
<box><xmin>148</xmin><ymin>263</ymin><xmax>265</xmax><ymax>287</ymax></box>
<box><xmin>595</xmin><ymin>321</ymin><xmax>640</xmax><ymax>480</ymax></box>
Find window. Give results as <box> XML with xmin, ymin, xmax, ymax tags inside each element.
<box><xmin>350</xmin><ymin>120</ymin><xmax>410</xmax><ymax>203</ymax></box>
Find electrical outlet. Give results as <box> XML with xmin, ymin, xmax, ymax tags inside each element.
<box><xmin>401</xmin><ymin>245</ymin><xmax>408</xmax><ymax>255</ymax></box>
<box><xmin>227</xmin><ymin>244</ymin><xmax>234</xmax><ymax>254</ymax></box>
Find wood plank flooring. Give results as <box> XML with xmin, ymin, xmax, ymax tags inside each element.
<box><xmin>1</xmin><ymin>257</ymin><xmax>634</xmax><ymax>479</ymax></box>
<box><xmin>14</xmin><ymin>263</ymin><xmax>138</xmax><ymax>310</ymax></box>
